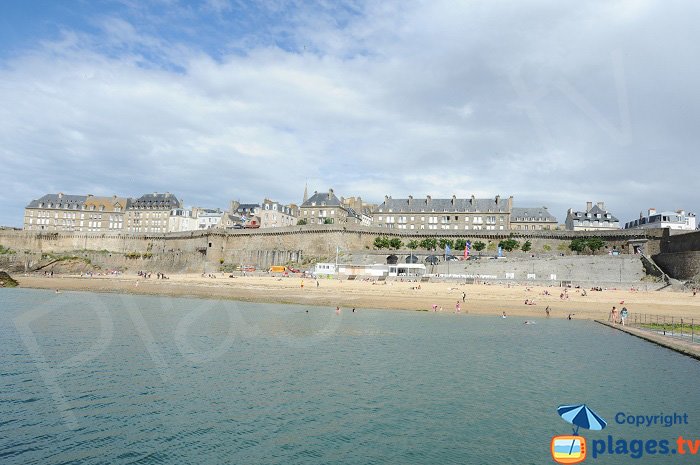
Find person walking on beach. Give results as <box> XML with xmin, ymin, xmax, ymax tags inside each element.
<box><xmin>620</xmin><ymin>307</ymin><xmax>628</xmax><ymax>326</ymax></box>
<box><xmin>462</xmin><ymin>291</ymin><xmax>466</xmax><ymax>302</ymax></box>
<box><xmin>610</xmin><ymin>306</ymin><xmax>618</xmax><ymax>325</ymax></box>
<box><xmin>455</xmin><ymin>301</ymin><xmax>461</xmax><ymax>313</ymax></box>
<box><xmin>545</xmin><ymin>306</ymin><xmax>550</xmax><ymax>318</ymax></box>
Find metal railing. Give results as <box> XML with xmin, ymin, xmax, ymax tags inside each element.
<box><xmin>626</xmin><ymin>314</ymin><xmax>698</xmax><ymax>344</ymax></box>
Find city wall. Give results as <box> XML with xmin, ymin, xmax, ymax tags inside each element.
<box><xmin>652</xmin><ymin>230</ymin><xmax>700</xmax><ymax>281</ymax></box>
<box><xmin>0</xmin><ymin>226</ymin><xmax>670</xmax><ymax>275</ymax></box>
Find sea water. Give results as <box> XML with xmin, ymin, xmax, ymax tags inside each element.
<box><xmin>1</xmin><ymin>288</ymin><xmax>698</xmax><ymax>464</ymax></box>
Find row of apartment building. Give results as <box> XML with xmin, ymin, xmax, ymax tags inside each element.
<box><xmin>22</xmin><ymin>189</ymin><xmax>697</xmax><ymax>234</ymax></box>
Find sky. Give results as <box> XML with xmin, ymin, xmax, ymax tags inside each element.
<box><xmin>1</xmin><ymin>0</ymin><xmax>698</xmax><ymax>227</ymax></box>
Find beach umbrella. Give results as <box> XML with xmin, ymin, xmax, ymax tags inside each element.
<box><xmin>557</xmin><ymin>404</ymin><xmax>607</xmax><ymax>434</ymax></box>
<box><xmin>557</xmin><ymin>404</ymin><xmax>607</xmax><ymax>454</ymax></box>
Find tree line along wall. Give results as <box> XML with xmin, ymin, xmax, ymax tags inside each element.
<box><xmin>0</xmin><ymin>226</ymin><xmax>667</xmax><ymax>273</ymax></box>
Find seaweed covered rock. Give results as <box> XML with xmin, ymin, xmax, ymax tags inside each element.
<box><xmin>0</xmin><ymin>271</ymin><xmax>19</xmax><ymax>287</ymax></box>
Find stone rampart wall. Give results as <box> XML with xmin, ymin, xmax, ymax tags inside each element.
<box><xmin>0</xmin><ymin>227</ymin><xmax>666</xmax><ymax>274</ymax></box>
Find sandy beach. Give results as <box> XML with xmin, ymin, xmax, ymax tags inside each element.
<box><xmin>14</xmin><ymin>273</ymin><xmax>700</xmax><ymax>321</ymax></box>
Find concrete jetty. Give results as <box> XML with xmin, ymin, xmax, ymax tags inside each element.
<box><xmin>595</xmin><ymin>320</ymin><xmax>700</xmax><ymax>361</ymax></box>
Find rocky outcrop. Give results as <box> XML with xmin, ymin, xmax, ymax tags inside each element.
<box><xmin>0</xmin><ymin>271</ymin><xmax>18</xmax><ymax>287</ymax></box>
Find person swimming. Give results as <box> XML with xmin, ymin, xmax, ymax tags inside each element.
<box><xmin>502</xmin><ymin>311</ymin><xmax>507</xmax><ymax>319</ymax></box>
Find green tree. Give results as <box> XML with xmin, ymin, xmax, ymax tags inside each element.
<box><xmin>296</xmin><ymin>219</ymin><xmax>307</xmax><ymax>225</ymax></box>
<box><xmin>498</xmin><ymin>238</ymin><xmax>521</xmax><ymax>252</ymax></box>
<box><xmin>543</xmin><ymin>244</ymin><xmax>552</xmax><ymax>252</ymax></box>
<box><xmin>406</xmin><ymin>240</ymin><xmax>419</xmax><ymax>250</ymax></box>
<box><xmin>419</xmin><ymin>238</ymin><xmax>437</xmax><ymax>251</ymax></box>
<box><xmin>374</xmin><ymin>236</ymin><xmax>390</xmax><ymax>249</ymax></box>
<box><xmin>438</xmin><ymin>238</ymin><xmax>454</xmax><ymax>250</ymax></box>
<box><xmin>586</xmin><ymin>237</ymin><xmax>606</xmax><ymax>254</ymax></box>
<box><xmin>569</xmin><ymin>238</ymin><xmax>587</xmax><ymax>254</ymax></box>
<box><xmin>454</xmin><ymin>239</ymin><xmax>467</xmax><ymax>250</ymax></box>
<box><xmin>389</xmin><ymin>238</ymin><xmax>404</xmax><ymax>250</ymax></box>
<box><xmin>323</xmin><ymin>218</ymin><xmax>334</xmax><ymax>224</ymax></box>
<box><xmin>521</xmin><ymin>240</ymin><xmax>532</xmax><ymax>252</ymax></box>
<box><xmin>472</xmin><ymin>241</ymin><xmax>486</xmax><ymax>253</ymax></box>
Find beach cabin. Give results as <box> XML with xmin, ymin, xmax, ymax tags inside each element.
<box><xmin>387</xmin><ymin>263</ymin><xmax>426</xmax><ymax>277</ymax></box>
<box><xmin>337</xmin><ymin>264</ymin><xmax>389</xmax><ymax>277</ymax></box>
<box><xmin>314</xmin><ymin>263</ymin><xmax>336</xmax><ymax>276</ymax></box>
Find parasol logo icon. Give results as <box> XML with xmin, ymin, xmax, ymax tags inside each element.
<box><xmin>552</xmin><ymin>404</ymin><xmax>607</xmax><ymax>464</ymax></box>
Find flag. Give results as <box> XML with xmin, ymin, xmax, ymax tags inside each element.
<box><xmin>498</xmin><ymin>246</ymin><xmax>503</xmax><ymax>257</ymax></box>
<box><xmin>465</xmin><ymin>240</ymin><xmax>471</xmax><ymax>257</ymax></box>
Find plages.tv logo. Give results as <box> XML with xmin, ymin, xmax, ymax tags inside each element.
<box><xmin>551</xmin><ymin>404</ymin><xmax>607</xmax><ymax>464</ymax></box>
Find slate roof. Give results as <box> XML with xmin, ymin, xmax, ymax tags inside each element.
<box><xmin>569</xmin><ymin>205</ymin><xmax>619</xmax><ymax>222</ymax></box>
<box><xmin>127</xmin><ymin>193</ymin><xmax>182</xmax><ymax>210</ymax></box>
<box><xmin>301</xmin><ymin>191</ymin><xmax>342</xmax><ymax>207</ymax></box>
<box><xmin>26</xmin><ymin>193</ymin><xmax>87</xmax><ymax>209</ymax></box>
<box><xmin>511</xmin><ymin>207</ymin><xmax>557</xmax><ymax>222</ymax></box>
<box><xmin>375</xmin><ymin>196</ymin><xmax>509</xmax><ymax>213</ymax></box>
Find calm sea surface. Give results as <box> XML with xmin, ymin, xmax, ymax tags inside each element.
<box><xmin>1</xmin><ymin>288</ymin><xmax>699</xmax><ymax>464</ymax></box>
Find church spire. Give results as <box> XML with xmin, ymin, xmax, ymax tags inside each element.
<box><xmin>303</xmin><ymin>182</ymin><xmax>308</xmax><ymax>203</ymax></box>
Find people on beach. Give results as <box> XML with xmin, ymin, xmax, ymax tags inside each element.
<box><xmin>610</xmin><ymin>306</ymin><xmax>618</xmax><ymax>325</ymax></box>
<box><xmin>545</xmin><ymin>306</ymin><xmax>550</xmax><ymax>318</ymax></box>
<box><xmin>455</xmin><ymin>301</ymin><xmax>461</xmax><ymax>313</ymax></box>
<box><xmin>502</xmin><ymin>311</ymin><xmax>507</xmax><ymax>319</ymax></box>
<box><xmin>620</xmin><ymin>307</ymin><xmax>628</xmax><ymax>326</ymax></box>
<box><xmin>335</xmin><ymin>306</ymin><xmax>341</xmax><ymax>315</ymax></box>
<box><xmin>431</xmin><ymin>304</ymin><xmax>438</xmax><ymax>312</ymax></box>
<box><xmin>462</xmin><ymin>291</ymin><xmax>466</xmax><ymax>302</ymax></box>
<box><xmin>567</xmin><ymin>313</ymin><xmax>574</xmax><ymax>320</ymax></box>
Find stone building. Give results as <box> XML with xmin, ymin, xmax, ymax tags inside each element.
<box><xmin>125</xmin><ymin>192</ymin><xmax>182</xmax><ymax>234</ymax></box>
<box><xmin>299</xmin><ymin>188</ymin><xmax>364</xmax><ymax>225</ymax></box>
<box><xmin>565</xmin><ymin>201</ymin><xmax>620</xmax><ymax>231</ymax></box>
<box><xmin>259</xmin><ymin>199</ymin><xmax>297</xmax><ymax>228</ymax></box>
<box><xmin>82</xmin><ymin>195</ymin><xmax>128</xmax><ymax>232</ymax></box>
<box><xmin>510</xmin><ymin>207</ymin><xmax>558</xmax><ymax>231</ymax></box>
<box><xmin>373</xmin><ymin>195</ymin><xmax>513</xmax><ymax>230</ymax></box>
<box><xmin>24</xmin><ymin>193</ymin><xmax>87</xmax><ymax>232</ymax></box>
<box><xmin>228</xmin><ymin>201</ymin><xmax>261</xmax><ymax>228</ymax></box>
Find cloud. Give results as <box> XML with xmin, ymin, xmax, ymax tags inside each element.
<box><xmin>0</xmin><ymin>0</ymin><xmax>698</xmax><ymax>227</ymax></box>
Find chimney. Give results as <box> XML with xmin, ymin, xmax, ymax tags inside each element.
<box><xmin>328</xmin><ymin>188</ymin><xmax>334</xmax><ymax>199</ymax></box>
<box><xmin>495</xmin><ymin>194</ymin><xmax>500</xmax><ymax>205</ymax></box>
<box><xmin>471</xmin><ymin>194</ymin><xmax>475</xmax><ymax>205</ymax></box>
<box><xmin>597</xmin><ymin>201</ymin><xmax>605</xmax><ymax>211</ymax></box>
<box><xmin>452</xmin><ymin>194</ymin><xmax>456</xmax><ymax>206</ymax></box>
<box><xmin>586</xmin><ymin>201</ymin><xmax>593</xmax><ymax>212</ymax></box>
<box><xmin>426</xmin><ymin>195</ymin><xmax>432</xmax><ymax>204</ymax></box>
<box><xmin>648</xmin><ymin>208</ymin><xmax>656</xmax><ymax>216</ymax></box>
<box><xmin>384</xmin><ymin>195</ymin><xmax>389</xmax><ymax>204</ymax></box>
<box><xmin>408</xmin><ymin>195</ymin><xmax>413</xmax><ymax>205</ymax></box>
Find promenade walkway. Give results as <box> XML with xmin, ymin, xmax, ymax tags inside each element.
<box><xmin>595</xmin><ymin>320</ymin><xmax>700</xmax><ymax>361</ymax></box>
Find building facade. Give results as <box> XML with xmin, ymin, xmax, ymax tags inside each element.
<box><xmin>299</xmin><ymin>189</ymin><xmax>363</xmax><ymax>225</ymax></box>
<box><xmin>510</xmin><ymin>207</ymin><xmax>558</xmax><ymax>231</ymax></box>
<box><xmin>565</xmin><ymin>201</ymin><xmax>620</xmax><ymax>231</ymax></box>
<box><xmin>125</xmin><ymin>193</ymin><xmax>182</xmax><ymax>234</ymax></box>
<box><xmin>82</xmin><ymin>195</ymin><xmax>127</xmax><ymax>232</ymax></box>
<box><xmin>624</xmin><ymin>208</ymin><xmax>697</xmax><ymax>231</ymax></box>
<box><xmin>259</xmin><ymin>199</ymin><xmax>297</xmax><ymax>228</ymax></box>
<box><xmin>373</xmin><ymin>195</ymin><xmax>513</xmax><ymax>230</ymax></box>
<box><xmin>24</xmin><ymin>193</ymin><xmax>87</xmax><ymax>232</ymax></box>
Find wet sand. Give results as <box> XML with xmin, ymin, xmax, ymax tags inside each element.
<box><xmin>15</xmin><ymin>273</ymin><xmax>700</xmax><ymax>321</ymax></box>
